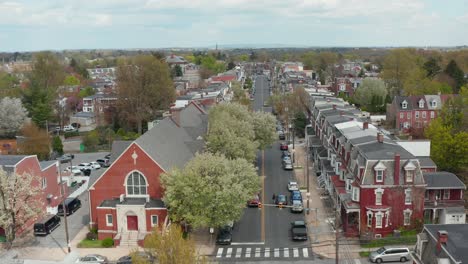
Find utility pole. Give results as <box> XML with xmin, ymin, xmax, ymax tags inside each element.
<box><xmin>335</xmin><ymin>208</ymin><xmax>339</xmax><ymax>264</ymax></box>
<box><xmin>58</xmin><ymin>164</ymin><xmax>71</xmax><ymax>253</ymax></box>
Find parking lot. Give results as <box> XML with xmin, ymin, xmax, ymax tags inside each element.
<box><xmin>34</xmin><ymin>152</ymin><xmax>110</xmax><ymax>248</ymax></box>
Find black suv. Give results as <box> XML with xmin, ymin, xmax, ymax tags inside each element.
<box><xmin>216</xmin><ymin>226</ymin><xmax>233</xmax><ymax>245</ymax></box>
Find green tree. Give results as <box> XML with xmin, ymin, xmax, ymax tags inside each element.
<box><xmin>116</xmin><ymin>55</ymin><xmax>175</xmax><ymax>134</ymax></box>
<box><xmin>78</xmin><ymin>86</ymin><xmax>95</xmax><ymax>98</ymax></box>
<box><xmin>161</xmin><ymin>153</ymin><xmax>260</xmax><ymax>228</ymax></box>
<box><xmin>139</xmin><ymin>224</ymin><xmax>204</xmax><ymax>264</ymax></box>
<box><xmin>381</xmin><ymin>49</ymin><xmax>419</xmax><ymax>96</ymax></box>
<box><xmin>252</xmin><ymin>111</ymin><xmax>277</xmax><ymax>149</ymax></box>
<box><xmin>227</xmin><ymin>61</ymin><xmax>236</xmax><ymax>70</ymax></box>
<box><xmin>293</xmin><ymin>111</ymin><xmax>307</xmax><ymax>138</ymax></box>
<box><xmin>444</xmin><ymin>60</ymin><xmax>465</xmax><ymax>93</ymax></box>
<box><xmin>51</xmin><ymin>136</ymin><xmax>63</xmax><ymax>155</ymax></box>
<box><xmin>171</xmin><ymin>65</ymin><xmax>183</xmax><ymax>77</ymax></box>
<box><xmin>63</xmin><ymin>75</ymin><xmax>80</xmax><ymax>86</ymax></box>
<box><xmin>423</xmin><ymin>57</ymin><xmax>441</xmax><ymax>78</ymax></box>
<box><xmin>0</xmin><ymin>71</ymin><xmax>20</xmax><ymax>98</ymax></box>
<box><xmin>82</xmin><ymin>130</ymin><xmax>99</xmax><ymax>152</ymax></box>
<box><xmin>353</xmin><ymin>78</ymin><xmax>387</xmax><ymax>111</ymax></box>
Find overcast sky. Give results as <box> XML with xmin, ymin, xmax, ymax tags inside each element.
<box><xmin>0</xmin><ymin>0</ymin><xmax>467</xmax><ymax>51</ymax></box>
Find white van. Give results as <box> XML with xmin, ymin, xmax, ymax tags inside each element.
<box><xmin>369</xmin><ymin>247</ymin><xmax>410</xmax><ymax>263</ymax></box>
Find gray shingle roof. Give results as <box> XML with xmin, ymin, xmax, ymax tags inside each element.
<box><xmin>39</xmin><ymin>160</ymin><xmax>57</xmax><ymax>170</ymax></box>
<box><xmin>135</xmin><ymin>103</ymin><xmax>207</xmax><ymax>172</ymax></box>
<box><xmin>417</xmin><ymin>157</ymin><xmax>437</xmax><ymax>168</ymax></box>
<box><xmin>0</xmin><ymin>155</ymin><xmax>28</xmax><ymax>166</ymax></box>
<box><xmin>109</xmin><ymin>141</ymin><xmax>133</xmax><ymax>163</ymax></box>
<box><xmin>424</xmin><ymin>224</ymin><xmax>468</xmax><ymax>262</ymax></box>
<box><xmin>423</xmin><ymin>172</ymin><xmax>466</xmax><ymax>189</ymax></box>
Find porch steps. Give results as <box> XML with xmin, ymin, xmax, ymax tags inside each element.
<box><xmin>119</xmin><ymin>231</ymin><xmax>139</xmax><ymax>247</ymax></box>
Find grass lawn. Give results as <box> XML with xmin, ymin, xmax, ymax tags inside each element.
<box><xmin>361</xmin><ymin>235</ymin><xmax>417</xmax><ymax>248</ymax></box>
<box><xmin>77</xmin><ymin>238</ymin><xmax>103</xmax><ymax>248</ymax></box>
<box><xmin>359</xmin><ymin>251</ymin><xmax>371</xmax><ymax>257</ymax></box>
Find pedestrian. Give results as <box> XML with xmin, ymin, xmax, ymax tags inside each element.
<box><xmin>272</xmin><ymin>193</ymin><xmax>276</xmax><ymax>201</ymax></box>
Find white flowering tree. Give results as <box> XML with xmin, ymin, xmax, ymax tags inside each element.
<box><xmin>0</xmin><ymin>168</ymin><xmax>44</xmax><ymax>242</ymax></box>
<box><xmin>0</xmin><ymin>97</ymin><xmax>28</xmax><ymax>136</ymax></box>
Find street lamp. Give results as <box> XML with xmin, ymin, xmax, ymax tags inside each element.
<box><xmin>306</xmin><ymin>192</ymin><xmax>310</xmax><ymax>215</ymax></box>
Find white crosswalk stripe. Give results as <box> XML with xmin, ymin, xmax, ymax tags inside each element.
<box><xmin>245</xmin><ymin>248</ymin><xmax>251</xmax><ymax>258</ymax></box>
<box><xmin>216</xmin><ymin>248</ymin><xmax>223</xmax><ymax>258</ymax></box>
<box><xmin>226</xmin><ymin>248</ymin><xmax>232</xmax><ymax>258</ymax></box>
<box><xmin>255</xmin><ymin>248</ymin><xmax>261</xmax><ymax>258</ymax></box>
<box><xmin>216</xmin><ymin>247</ymin><xmax>311</xmax><ymax>259</ymax></box>
<box><xmin>235</xmin><ymin>248</ymin><xmax>242</xmax><ymax>258</ymax></box>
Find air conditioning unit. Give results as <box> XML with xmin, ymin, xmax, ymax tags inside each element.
<box><xmin>120</xmin><ymin>194</ymin><xmax>125</xmax><ymax>202</ymax></box>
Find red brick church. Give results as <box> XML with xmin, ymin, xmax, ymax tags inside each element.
<box><xmin>88</xmin><ymin>102</ymin><xmax>207</xmax><ymax>246</ymax></box>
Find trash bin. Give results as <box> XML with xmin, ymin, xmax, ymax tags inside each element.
<box><xmin>80</xmin><ymin>143</ymin><xmax>85</xmax><ymax>153</ymax></box>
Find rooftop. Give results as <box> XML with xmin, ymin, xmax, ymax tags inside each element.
<box><xmin>424</xmin><ymin>224</ymin><xmax>468</xmax><ymax>262</ymax></box>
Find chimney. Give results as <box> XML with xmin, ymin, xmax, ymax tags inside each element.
<box><xmin>170</xmin><ymin>107</ymin><xmax>182</xmax><ymax>127</ymax></box>
<box><xmin>377</xmin><ymin>132</ymin><xmax>384</xmax><ymax>143</ymax></box>
<box><xmin>437</xmin><ymin>230</ymin><xmax>448</xmax><ymax>252</ymax></box>
<box><xmin>394</xmin><ymin>153</ymin><xmax>400</xmax><ymax>185</ymax></box>
<box><xmin>363</xmin><ymin>122</ymin><xmax>369</xmax><ymax>130</ymax></box>
<box><xmin>332</xmin><ymin>104</ymin><xmax>337</xmax><ymax>110</ymax></box>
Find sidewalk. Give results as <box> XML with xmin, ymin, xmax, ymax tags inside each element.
<box><xmin>293</xmin><ymin>142</ymin><xmax>363</xmax><ymax>260</ymax></box>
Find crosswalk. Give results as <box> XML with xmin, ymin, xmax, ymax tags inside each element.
<box><xmin>215</xmin><ymin>247</ymin><xmax>311</xmax><ymax>259</ymax></box>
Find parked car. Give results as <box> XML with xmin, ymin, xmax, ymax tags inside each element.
<box><xmin>216</xmin><ymin>225</ymin><xmax>233</xmax><ymax>245</ymax></box>
<box><xmin>76</xmin><ymin>254</ymin><xmax>108</xmax><ymax>264</ymax></box>
<box><xmin>275</xmin><ymin>194</ymin><xmax>287</xmax><ymax>206</ymax></box>
<box><xmin>369</xmin><ymin>247</ymin><xmax>410</xmax><ymax>263</ymax></box>
<box><xmin>280</xmin><ymin>142</ymin><xmax>288</xmax><ymax>150</ymax></box>
<box><xmin>96</xmin><ymin>158</ymin><xmax>110</xmax><ymax>168</ymax></box>
<box><xmin>78</xmin><ymin>163</ymin><xmax>92</xmax><ymax>171</ymax></box>
<box><xmin>278</xmin><ymin>132</ymin><xmax>286</xmax><ymax>140</ymax></box>
<box><xmin>57</xmin><ymin>153</ymin><xmax>74</xmax><ymax>163</ymax></box>
<box><xmin>291</xmin><ymin>221</ymin><xmax>308</xmax><ymax>241</ymax></box>
<box><xmin>63</xmin><ymin>166</ymin><xmax>81</xmax><ymax>175</ymax></box>
<box><xmin>34</xmin><ymin>214</ymin><xmax>60</xmax><ymax>236</ymax></box>
<box><xmin>247</xmin><ymin>194</ymin><xmax>260</xmax><ymax>207</ymax></box>
<box><xmin>63</xmin><ymin>125</ymin><xmax>77</xmax><ymax>132</ymax></box>
<box><xmin>281</xmin><ymin>150</ymin><xmax>291</xmax><ymax>160</ymax></box>
<box><xmin>288</xmin><ymin>181</ymin><xmax>299</xmax><ymax>191</ymax></box>
<box><xmin>105</xmin><ymin>153</ymin><xmax>111</xmax><ymax>159</ymax></box>
<box><xmin>117</xmin><ymin>252</ymin><xmax>154</xmax><ymax>264</ymax></box>
<box><xmin>290</xmin><ymin>190</ymin><xmax>302</xmax><ymax>202</ymax></box>
<box><xmin>89</xmin><ymin>161</ymin><xmax>101</xmax><ymax>170</ymax></box>
<box><xmin>58</xmin><ymin>197</ymin><xmax>82</xmax><ymax>216</ymax></box>
<box><xmin>291</xmin><ymin>200</ymin><xmax>304</xmax><ymax>213</ymax></box>
<box><xmin>282</xmin><ymin>159</ymin><xmax>293</xmax><ymax>170</ymax></box>
<box><xmin>83</xmin><ymin>168</ymin><xmax>92</xmax><ymax>176</ymax></box>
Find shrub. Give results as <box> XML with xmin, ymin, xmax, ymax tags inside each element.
<box><xmin>52</xmin><ymin>136</ymin><xmax>63</xmax><ymax>154</ymax></box>
<box><xmin>86</xmin><ymin>232</ymin><xmax>97</xmax><ymax>240</ymax></box>
<box><xmin>64</xmin><ymin>131</ymin><xmax>80</xmax><ymax>138</ymax></box>
<box><xmin>101</xmin><ymin>237</ymin><xmax>114</xmax><ymax>248</ymax></box>
<box><xmin>90</xmin><ymin>227</ymin><xmax>98</xmax><ymax>234</ymax></box>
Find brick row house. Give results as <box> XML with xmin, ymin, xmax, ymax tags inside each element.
<box><xmin>386</xmin><ymin>94</ymin><xmax>455</xmax><ymax>136</ymax></box>
<box><xmin>331</xmin><ymin>77</ymin><xmax>363</xmax><ymax>98</ymax></box>
<box><xmin>309</xmin><ymin>97</ymin><xmax>430</xmax><ymax>238</ymax></box>
<box><xmin>0</xmin><ymin>155</ymin><xmax>68</xmax><ymax>238</ymax></box>
<box><xmin>88</xmin><ymin>102</ymin><xmax>207</xmax><ymax>246</ymax></box>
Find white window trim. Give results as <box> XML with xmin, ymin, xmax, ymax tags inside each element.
<box><xmin>106</xmin><ymin>214</ymin><xmax>113</xmax><ymax>226</ymax></box>
<box><xmin>385</xmin><ymin>211</ymin><xmax>390</xmax><ymax>227</ymax></box>
<box><xmin>375</xmin><ymin>212</ymin><xmax>384</xmax><ymax>228</ymax></box>
<box><xmin>151</xmin><ymin>215</ymin><xmax>158</xmax><ymax>227</ymax></box>
<box><xmin>405</xmin><ymin>189</ymin><xmax>412</xmax><ymax>205</ymax></box>
<box><xmin>422</xmin><ymin>111</ymin><xmax>426</xmax><ymax>118</ymax></box>
<box><xmin>443</xmin><ymin>190</ymin><xmax>450</xmax><ymax>200</ymax></box>
<box><xmin>345</xmin><ymin>179</ymin><xmax>352</xmax><ymax>192</ymax></box>
<box><xmin>124</xmin><ymin>170</ymin><xmax>149</xmax><ymax>197</ymax></box>
<box><xmin>403</xmin><ymin>209</ymin><xmax>412</xmax><ymax>226</ymax></box>
<box><xmin>400</xmin><ymin>113</ymin><xmax>404</xmax><ymax>118</ymax></box>
<box><xmin>375</xmin><ymin>188</ymin><xmax>384</xmax><ymax>205</ymax></box>
<box><xmin>402</xmin><ymin>102</ymin><xmax>407</xmax><ymax>109</ymax></box>
<box><xmin>375</xmin><ymin>170</ymin><xmax>384</xmax><ymax>182</ymax></box>
<box><xmin>367</xmin><ymin>211</ymin><xmax>373</xmax><ymax>227</ymax></box>
<box><xmin>430</xmin><ymin>111</ymin><xmax>435</xmax><ymax>118</ymax></box>
<box><xmin>415</xmin><ymin>111</ymin><xmax>419</xmax><ymax>118</ymax></box>
<box><xmin>405</xmin><ymin>170</ymin><xmax>414</xmax><ymax>183</ymax></box>
<box><xmin>42</xmin><ymin>177</ymin><xmax>47</xmax><ymax>189</ymax></box>
<box><xmin>419</xmin><ymin>101</ymin><xmax>424</xmax><ymax>108</ymax></box>
<box><xmin>352</xmin><ymin>187</ymin><xmax>360</xmax><ymax>202</ymax></box>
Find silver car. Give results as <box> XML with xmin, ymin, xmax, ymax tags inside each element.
<box><xmin>282</xmin><ymin>159</ymin><xmax>293</xmax><ymax>170</ymax></box>
<box><xmin>369</xmin><ymin>247</ymin><xmax>410</xmax><ymax>263</ymax></box>
<box><xmin>76</xmin><ymin>254</ymin><xmax>108</xmax><ymax>263</ymax></box>
<box><xmin>290</xmin><ymin>200</ymin><xmax>303</xmax><ymax>213</ymax></box>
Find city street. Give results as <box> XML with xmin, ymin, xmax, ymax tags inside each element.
<box><xmin>215</xmin><ymin>75</ymin><xmax>313</xmax><ymax>261</ymax></box>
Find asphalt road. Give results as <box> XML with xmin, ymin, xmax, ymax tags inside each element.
<box><xmin>34</xmin><ymin>152</ymin><xmax>110</xmax><ymax>248</ymax></box>
<box><xmin>215</xmin><ymin>75</ymin><xmax>311</xmax><ymax>262</ymax></box>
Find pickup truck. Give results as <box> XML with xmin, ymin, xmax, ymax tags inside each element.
<box><xmin>291</xmin><ymin>221</ymin><xmax>308</xmax><ymax>241</ymax></box>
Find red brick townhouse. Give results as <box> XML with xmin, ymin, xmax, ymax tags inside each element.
<box><xmin>88</xmin><ymin>102</ymin><xmax>207</xmax><ymax>246</ymax></box>
<box><xmin>331</xmin><ymin>77</ymin><xmax>363</xmax><ymax>98</ymax></box>
<box><xmin>386</xmin><ymin>94</ymin><xmax>455</xmax><ymax>136</ymax></box>
<box><xmin>0</xmin><ymin>155</ymin><xmax>68</xmax><ymax>238</ymax></box>
<box><xmin>308</xmin><ymin>97</ymin><xmax>427</xmax><ymax>238</ymax></box>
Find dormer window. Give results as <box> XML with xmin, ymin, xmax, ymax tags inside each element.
<box><xmin>418</xmin><ymin>100</ymin><xmax>424</xmax><ymax>108</ymax></box>
<box><xmin>401</xmin><ymin>100</ymin><xmax>408</xmax><ymax>109</ymax></box>
<box><xmin>374</xmin><ymin>161</ymin><xmax>386</xmax><ymax>183</ymax></box>
<box><xmin>431</xmin><ymin>100</ymin><xmax>437</xmax><ymax>108</ymax></box>
<box><xmin>404</xmin><ymin>161</ymin><xmax>416</xmax><ymax>183</ymax></box>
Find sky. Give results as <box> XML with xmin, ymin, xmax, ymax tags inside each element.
<box><xmin>0</xmin><ymin>0</ymin><xmax>467</xmax><ymax>51</ymax></box>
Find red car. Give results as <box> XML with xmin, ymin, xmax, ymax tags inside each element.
<box><xmin>280</xmin><ymin>143</ymin><xmax>288</xmax><ymax>151</ymax></box>
<box><xmin>247</xmin><ymin>194</ymin><xmax>260</xmax><ymax>207</ymax></box>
